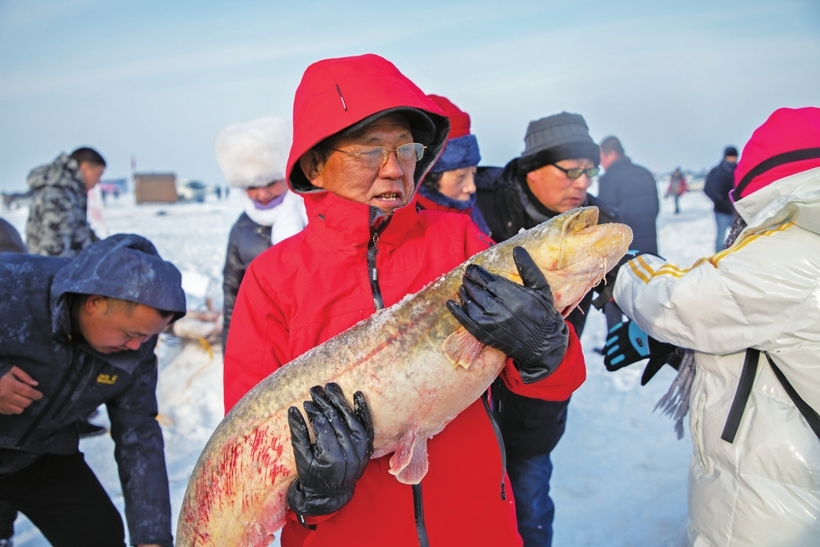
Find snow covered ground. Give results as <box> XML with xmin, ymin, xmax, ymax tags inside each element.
<box><xmin>3</xmin><ymin>178</ymin><xmax>717</xmax><ymax>546</ymax></box>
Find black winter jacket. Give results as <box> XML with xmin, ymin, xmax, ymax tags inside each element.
<box><xmin>222</xmin><ymin>212</ymin><xmax>271</xmax><ymax>348</ymax></box>
<box><xmin>0</xmin><ymin>234</ymin><xmax>186</xmax><ymax>546</ymax></box>
<box><xmin>596</xmin><ymin>156</ymin><xmax>659</xmax><ymax>254</ymax></box>
<box><xmin>704</xmin><ymin>160</ymin><xmax>737</xmax><ymax>215</ymax></box>
<box><xmin>475</xmin><ymin>161</ymin><xmax>618</xmax><ymax>458</ymax></box>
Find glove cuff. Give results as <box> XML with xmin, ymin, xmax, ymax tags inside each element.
<box><xmin>514</xmin><ymin>321</ymin><xmax>569</xmax><ymax>384</ymax></box>
<box><xmin>287</xmin><ymin>479</ymin><xmax>355</xmax><ymax>517</ymax></box>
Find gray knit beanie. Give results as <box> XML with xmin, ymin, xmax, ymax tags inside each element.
<box><xmin>518</xmin><ymin>112</ymin><xmax>600</xmax><ymax>174</ymax></box>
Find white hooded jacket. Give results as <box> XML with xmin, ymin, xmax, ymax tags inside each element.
<box><xmin>614</xmin><ymin>166</ymin><xmax>820</xmax><ymax>546</ymax></box>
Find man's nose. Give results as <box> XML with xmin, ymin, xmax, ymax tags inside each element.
<box><xmin>573</xmin><ymin>173</ymin><xmax>592</xmax><ymax>187</ymax></box>
<box><xmin>379</xmin><ymin>150</ymin><xmax>405</xmax><ymax>178</ymax></box>
<box><xmin>124</xmin><ymin>337</ymin><xmax>143</xmax><ymax>351</ymax></box>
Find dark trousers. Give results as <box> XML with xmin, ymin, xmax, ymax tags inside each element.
<box><xmin>507</xmin><ymin>452</ymin><xmax>555</xmax><ymax>546</ymax></box>
<box><xmin>0</xmin><ymin>452</ymin><xmax>125</xmax><ymax>547</ymax></box>
<box><xmin>0</xmin><ymin>500</ymin><xmax>15</xmax><ymax>539</ymax></box>
<box><xmin>604</xmin><ymin>301</ymin><xmax>625</xmax><ymax>333</ymax></box>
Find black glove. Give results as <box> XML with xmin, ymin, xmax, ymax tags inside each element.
<box><xmin>592</xmin><ymin>250</ymin><xmax>646</xmax><ymax>310</ymax></box>
<box><xmin>446</xmin><ymin>246</ymin><xmax>568</xmax><ymax>384</ymax></box>
<box><xmin>287</xmin><ymin>383</ymin><xmax>374</xmax><ymax>520</ymax></box>
<box><xmin>603</xmin><ymin>320</ymin><xmax>680</xmax><ymax>385</ymax></box>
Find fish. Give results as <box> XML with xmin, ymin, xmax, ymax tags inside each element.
<box><xmin>176</xmin><ymin>206</ymin><xmax>632</xmax><ymax>546</ymax></box>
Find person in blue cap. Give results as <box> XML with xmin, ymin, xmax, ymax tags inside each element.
<box><xmin>415</xmin><ymin>94</ymin><xmax>490</xmax><ymax>235</ymax></box>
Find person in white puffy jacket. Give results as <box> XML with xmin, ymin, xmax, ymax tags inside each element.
<box><xmin>612</xmin><ymin>107</ymin><xmax>820</xmax><ymax>546</ymax></box>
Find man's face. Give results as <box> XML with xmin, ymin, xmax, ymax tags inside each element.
<box><xmin>306</xmin><ymin>114</ymin><xmax>417</xmax><ymax>214</ymax></box>
<box><xmin>599</xmin><ymin>150</ymin><xmax>617</xmax><ymax>171</ymax></box>
<box><xmin>79</xmin><ymin>163</ymin><xmax>105</xmax><ymax>192</ymax></box>
<box><xmin>246</xmin><ymin>178</ymin><xmax>288</xmax><ymax>205</ymax></box>
<box><xmin>77</xmin><ymin>296</ymin><xmax>172</xmax><ymax>354</ymax></box>
<box><xmin>525</xmin><ymin>158</ymin><xmax>595</xmax><ymax>214</ymax></box>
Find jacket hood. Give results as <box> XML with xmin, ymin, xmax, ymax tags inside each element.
<box><xmin>50</xmin><ymin>234</ymin><xmax>187</xmax><ymax>336</ymax></box>
<box><xmin>286</xmin><ymin>54</ymin><xmax>450</xmax><ymax>197</ymax></box>
<box><xmin>733</xmin><ymin>107</ymin><xmax>820</xmax><ymax>201</ymax></box>
<box><xmin>734</xmin><ymin>166</ymin><xmax>820</xmax><ymax>237</ymax></box>
<box><xmin>27</xmin><ymin>153</ymin><xmax>83</xmax><ymax>192</ymax></box>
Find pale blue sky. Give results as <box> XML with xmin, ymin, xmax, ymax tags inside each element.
<box><xmin>1</xmin><ymin>0</ymin><xmax>818</xmax><ymax>191</ymax></box>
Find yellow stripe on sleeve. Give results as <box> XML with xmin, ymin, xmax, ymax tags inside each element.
<box><xmin>641</xmin><ymin>222</ymin><xmax>794</xmax><ymax>280</ymax></box>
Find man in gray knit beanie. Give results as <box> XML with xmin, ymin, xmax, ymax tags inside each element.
<box><xmin>473</xmin><ymin>110</ymin><xmax>618</xmax><ymax>547</ymax></box>
<box><xmin>518</xmin><ymin>112</ymin><xmax>602</xmax><ymax>175</ymax></box>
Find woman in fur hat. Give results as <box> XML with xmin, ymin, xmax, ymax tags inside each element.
<box><xmin>216</xmin><ymin>117</ymin><xmax>308</xmax><ymax>349</ymax></box>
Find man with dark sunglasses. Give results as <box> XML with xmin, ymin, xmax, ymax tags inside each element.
<box><xmin>475</xmin><ymin>111</ymin><xmax>618</xmax><ymax>547</ymax></box>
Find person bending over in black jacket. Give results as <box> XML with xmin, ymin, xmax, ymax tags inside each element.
<box><xmin>0</xmin><ymin>234</ymin><xmax>186</xmax><ymax>547</ymax></box>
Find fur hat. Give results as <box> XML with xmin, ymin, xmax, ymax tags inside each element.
<box><xmin>427</xmin><ymin>94</ymin><xmax>481</xmax><ymax>173</ymax></box>
<box><xmin>518</xmin><ymin>112</ymin><xmax>600</xmax><ymax>174</ymax></box>
<box><xmin>215</xmin><ymin>117</ymin><xmax>291</xmax><ymax>188</ymax></box>
<box><xmin>733</xmin><ymin>107</ymin><xmax>820</xmax><ymax>201</ymax></box>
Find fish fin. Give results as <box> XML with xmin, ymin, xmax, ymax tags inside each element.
<box><xmin>442</xmin><ymin>327</ymin><xmax>484</xmax><ymax>369</ymax></box>
<box><xmin>388</xmin><ymin>426</ymin><xmax>417</xmax><ymax>473</ymax></box>
<box><xmin>389</xmin><ymin>429</ymin><xmax>430</xmax><ymax>485</ymax></box>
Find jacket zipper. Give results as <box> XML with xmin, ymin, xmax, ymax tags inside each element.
<box><xmin>483</xmin><ymin>391</ymin><xmax>508</xmax><ymax>501</ymax></box>
<box><xmin>366</xmin><ymin>217</ymin><xmax>431</xmax><ymax>544</ymax></box>
<box><xmin>367</xmin><ymin>230</ymin><xmax>385</xmax><ymax>311</ymax></box>
<box><xmin>16</xmin><ymin>346</ymin><xmax>78</xmax><ymax>447</ymax></box>
<box><xmin>49</xmin><ymin>352</ymin><xmax>94</xmax><ymax>421</ymax></box>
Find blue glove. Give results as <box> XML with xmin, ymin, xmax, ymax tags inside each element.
<box><xmin>603</xmin><ymin>320</ymin><xmax>679</xmax><ymax>385</ymax></box>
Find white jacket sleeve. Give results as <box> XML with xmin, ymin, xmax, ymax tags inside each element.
<box><xmin>613</xmin><ymin>223</ymin><xmax>820</xmax><ymax>357</ymax></box>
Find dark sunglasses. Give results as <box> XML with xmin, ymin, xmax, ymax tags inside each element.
<box><xmin>551</xmin><ymin>164</ymin><xmax>600</xmax><ymax>179</ymax></box>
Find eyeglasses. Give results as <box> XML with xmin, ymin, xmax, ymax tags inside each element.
<box><xmin>551</xmin><ymin>164</ymin><xmax>600</xmax><ymax>180</ymax></box>
<box><xmin>329</xmin><ymin>143</ymin><xmax>426</xmax><ymax>170</ymax></box>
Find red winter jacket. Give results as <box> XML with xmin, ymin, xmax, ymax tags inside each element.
<box><xmin>223</xmin><ymin>53</ymin><xmax>586</xmax><ymax>547</ymax></box>
<box><xmin>224</xmin><ymin>193</ymin><xmax>584</xmax><ymax>546</ymax></box>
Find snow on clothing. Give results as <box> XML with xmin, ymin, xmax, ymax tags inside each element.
<box><xmin>414</xmin><ymin>186</ymin><xmax>491</xmax><ymax>235</ymax></box>
<box><xmin>224</xmin><ymin>53</ymin><xmax>586</xmax><ymax>547</ymax></box>
<box><xmin>703</xmin><ymin>159</ymin><xmax>736</xmax><ymax>215</ymax></box>
<box><xmin>221</xmin><ymin>191</ymin><xmax>307</xmax><ymax>347</ymax></box>
<box><xmin>25</xmin><ymin>153</ymin><xmax>98</xmax><ymax>257</ymax></box>
<box><xmin>614</xmin><ymin>167</ymin><xmax>820</xmax><ymax>546</ymax></box>
<box><xmin>0</xmin><ymin>234</ymin><xmax>186</xmax><ymax>546</ymax></box>
<box><xmin>596</xmin><ymin>156</ymin><xmax>660</xmax><ymax>254</ymax></box>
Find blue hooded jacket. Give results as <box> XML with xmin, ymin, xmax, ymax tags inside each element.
<box><xmin>0</xmin><ymin>233</ymin><xmax>186</xmax><ymax>546</ymax></box>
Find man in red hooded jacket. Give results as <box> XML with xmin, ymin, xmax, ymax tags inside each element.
<box><xmin>224</xmin><ymin>53</ymin><xmax>586</xmax><ymax>547</ymax></box>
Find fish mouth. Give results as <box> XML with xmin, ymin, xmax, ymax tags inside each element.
<box><xmin>556</xmin><ymin>207</ymin><xmax>599</xmax><ymax>268</ymax></box>
<box><xmin>552</xmin><ymin>207</ymin><xmax>628</xmax><ymax>315</ymax></box>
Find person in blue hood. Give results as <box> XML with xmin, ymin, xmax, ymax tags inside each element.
<box><xmin>0</xmin><ymin>234</ymin><xmax>186</xmax><ymax>547</ymax></box>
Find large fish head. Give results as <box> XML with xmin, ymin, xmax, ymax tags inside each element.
<box><xmin>510</xmin><ymin>207</ymin><xmax>632</xmax><ymax>316</ymax></box>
